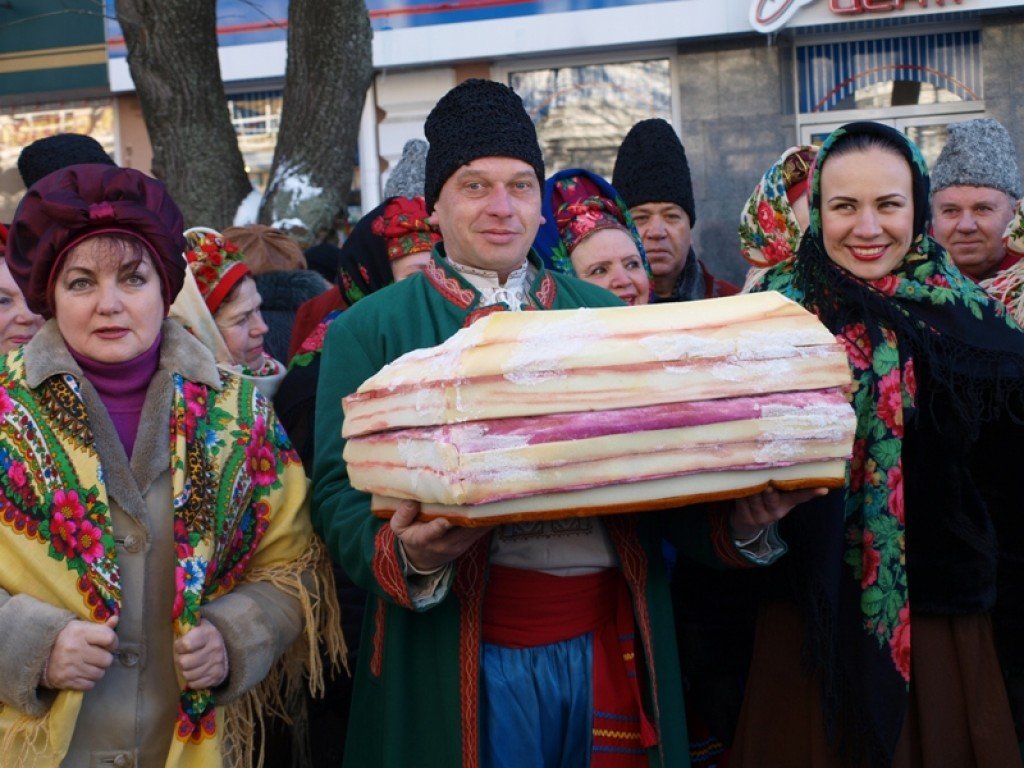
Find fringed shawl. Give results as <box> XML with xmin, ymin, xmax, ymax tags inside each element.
<box><xmin>0</xmin><ymin>339</ymin><xmax>344</xmax><ymax>767</ymax></box>
<box><xmin>753</xmin><ymin>120</ymin><xmax>1024</xmax><ymax>765</ymax></box>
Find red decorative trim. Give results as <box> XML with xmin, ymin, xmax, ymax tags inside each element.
<box><xmin>370</xmin><ymin>597</ymin><xmax>386</xmax><ymax>677</ymax></box>
<box><xmin>453</xmin><ymin>535</ymin><xmax>490</xmax><ymax>768</ymax></box>
<box><xmin>462</xmin><ymin>304</ymin><xmax>507</xmax><ymax>328</ymax></box>
<box><xmin>424</xmin><ymin>257</ymin><xmax>476</xmax><ymax>310</ymax></box>
<box><xmin>372</xmin><ymin>526</ymin><xmax>414</xmax><ymax>608</ymax></box>
<box><xmin>605</xmin><ymin>518</ymin><xmax>660</xmax><ymax>752</ymax></box>
<box><xmin>709</xmin><ymin>508</ymin><xmax>755</xmax><ymax>569</ymax></box>
<box><xmin>533</xmin><ymin>273</ymin><xmax>558</xmax><ymax>309</ymax></box>
<box><xmin>203</xmin><ymin>262</ymin><xmax>250</xmax><ymax>315</ymax></box>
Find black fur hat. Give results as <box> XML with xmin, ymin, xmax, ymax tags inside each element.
<box><xmin>424</xmin><ymin>79</ymin><xmax>544</xmax><ymax>212</ymax></box>
<box><xmin>17</xmin><ymin>133</ymin><xmax>115</xmax><ymax>190</ymax></box>
<box><xmin>612</xmin><ymin>119</ymin><xmax>696</xmax><ymax>227</ymax></box>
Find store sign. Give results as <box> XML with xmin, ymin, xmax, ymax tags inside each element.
<box><xmin>751</xmin><ymin>0</ymin><xmax>964</xmax><ymax>33</ymax></box>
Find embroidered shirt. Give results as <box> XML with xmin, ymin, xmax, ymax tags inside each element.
<box><xmin>447</xmin><ymin>257</ymin><xmax>534</xmax><ymax>309</ymax></box>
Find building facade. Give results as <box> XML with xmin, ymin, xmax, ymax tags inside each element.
<box><xmin>0</xmin><ymin>0</ymin><xmax>116</xmax><ymax>218</ymax></box>
<box><xmin>4</xmin><ymin>0</ymin><xmax>1023</xmax><ymax>282</ymax></box>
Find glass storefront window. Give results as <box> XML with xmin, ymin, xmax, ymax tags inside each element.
<box><xmin>798</xmin><ymin>32</ymin><xmax>984</xmax><ymax>169</ymax></box>
<box><xmin>797</xmin><ymin>31</ymin><xmax>981</xmax><ymax>114</ymax></box>
<box><xmin>510</xmin><ymin>60</ymin><xmax>672</xmax><ymax>178</ymax></box>
<box><xmin>847</xmin><ymin>80</ymin><xmax>962</xmax><ymax>111</ymax></box>
<box><xmin>0</xmin><ymin>101</ymin><xmax>115</xmax><ymax>221</ymax></box>
<box><xmin>227</xmin><ymin>90</ymin><xmax>283</xmax><ymax>191</ymax></box>
<box><xmin>904</xmin><ymin>122</ymin><xmax>954</xmax><ymax>168</ymax></box>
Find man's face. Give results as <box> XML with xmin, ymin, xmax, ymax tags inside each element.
<box><xmin>429</xmin><ymin>157</ymin><xmax>543</xmax><ymax>276</ymax></box>
<box><xmin>628</xmin><ymin>203</ymin><xmax>692</xmax><ymax>284</ymax></box>
<box><xmin>931</xmin><ymin>185</ymin><xmax>1016</xmax><ymax>279</ymax></box>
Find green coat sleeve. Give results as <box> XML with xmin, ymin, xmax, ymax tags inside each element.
<box><xmin>311</xmin><ymin>311</ymin><xmax>415</xmax><ymax>607</ymax></box>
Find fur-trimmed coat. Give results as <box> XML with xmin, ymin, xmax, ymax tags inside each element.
<box><xmin>0</xmin><ymin>320</ymin><xmax>316</xmax><ymax>768</ymax></box>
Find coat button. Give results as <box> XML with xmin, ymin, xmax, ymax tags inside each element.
<box><xmin>123</xmin><ymin>534</ymin><xmax>143</xmax><ymax>553</ymax></box>
<box><xmin>112</xmin><ymin>754</ymin><xmax>133</xmax><ymax>768</ymax></box>
<box><xmin>119</xmin><ymin>650</ymin><xmax>139</xmax><ymax>667</ymax></box>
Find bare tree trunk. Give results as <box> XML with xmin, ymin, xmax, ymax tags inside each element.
<box><xmin>116</xmin><ymin>0</ymin><xmax>252</xmax><ymax>229</ymax></box>
<box><xmin>259</xmin><ymin>0</ymin><xmax>373</xmax><ymax>245</ymax></box>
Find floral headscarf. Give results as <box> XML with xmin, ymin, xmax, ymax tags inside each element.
<box><xmin>979</xmin><ymin>197</ymin><xmax>1024</xmax><ymax>324</ymax></box>
<box><xmin>739</xmin><ymin>145</ymin><xmax>816</xmax><ymax>269</ymax></box>
<box><xmin>554</xmin><ymin>192</ymin><xmax>630</xmax><ymax>255</ymax></box>
<box><xmin>371</xmin><ymin>195</ymin><xmax>440</xmax><ymax>263</ymax></box>
<box><xmin>534</xmin><ymin>169</ymin><xmax>649</xmax><ymax>279</ymax></box>
<box><xmin>182</xmin><ymin>229</ymin><xmax>250</xmax><ymax>314</ymax></box>
<box><xmin>753</xmin><ymin>121</ymin><xmax>1024</xmax><ymax>763</ymax></box>
<box><xmin>170</xmin><ymin>229</ymin><xmax>285</xmax><ymax>399</ymax></box>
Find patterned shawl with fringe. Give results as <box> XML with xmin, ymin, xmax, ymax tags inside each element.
<box><xmin>754</xmin><ymin>120</ymin><xmax>1024</xmax><ymax>764</ymax></box>
<box><xmin>0</xmin><ymin>344</ymin><xmax>344</xmax><ymax>767</ymax></box>
<box><xmin>979</xmin><ymin>197</ymin><xmax>1024</xmax><ymax>322</ymax></box>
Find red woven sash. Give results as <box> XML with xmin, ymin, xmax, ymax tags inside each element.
<box><xmin>483</xmin><ymin>564</ymin><xmax>614</xmax><ymax>647</ymax></box>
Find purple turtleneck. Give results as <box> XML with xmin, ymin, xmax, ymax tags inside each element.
<box><xmin>69</xmin><ymin>334</ymin><xmax>162</xmax><ymax>458</ymax></box>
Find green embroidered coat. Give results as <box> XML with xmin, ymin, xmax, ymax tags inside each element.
<box><xmin>312</xmin><ymin>250</ymin><xmax>756</xmax><ymax>768</ymax></box>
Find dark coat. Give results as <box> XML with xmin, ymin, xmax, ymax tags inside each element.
<box><xmin>253</xmin><ymin>269</ymin><xmax>329</xmax><ymax>363</ymax></box>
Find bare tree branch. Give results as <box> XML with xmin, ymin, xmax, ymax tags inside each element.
<box><xmin>115</xmin><ymin>0</ymin><xmax>251</xmax><ymax>228</ymax></box>
<box><xmin>224</xmin><ymin>0</ymin><xmax>285</xmax><ymax>27</ymax></box>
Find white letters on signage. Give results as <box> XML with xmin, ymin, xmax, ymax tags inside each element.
<box><xmin>831</xmin><ymin>0</ymin><xmax>962</xmax><ymax>12</ymax></box>
<box><xmin>751</xmin><ymin>0</ymin><xmax>964</xmax><ymax>32</ymax></box>
<box><xmin>749</xmin><ymin>0</ymin><xmax>818</xmax><ymax>32</ymax></box>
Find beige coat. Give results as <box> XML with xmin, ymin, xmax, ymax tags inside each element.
<box><xmin>0</xmin><ymin>321</ymin><xmax>305</xmax><ymax>768</ymax></box>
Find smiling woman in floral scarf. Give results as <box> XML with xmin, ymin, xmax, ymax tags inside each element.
<box><xmin>731</xmin><ymin>122</ymin><xmax>1024</xmax><ymax>767</ymax></box>
<box><xmin>535</xmin><ymin>168</ymin><xmax>652</xmax><ymax>306</ymax></box>
<box><xmin>0</xmin><ymin>163</ymin><xmax>343</xmax><ymax>768</ymax></box>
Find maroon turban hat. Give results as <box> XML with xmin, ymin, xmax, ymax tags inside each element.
<box><xmin>5</xmin><ymin>163</ymin><xmax>187</xmax><ymax>318</ymax></box>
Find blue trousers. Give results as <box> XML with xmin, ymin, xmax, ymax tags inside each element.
<box><xmin>480</xmin><ymin>633</ymin><xmax>594</xmax><ymax>768</ymax></box>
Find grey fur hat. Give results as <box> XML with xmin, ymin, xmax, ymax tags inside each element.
<box><xmin>931</xmin><ymin>118</ymin><xmax>1022</xmax><ymax>199</ymax></box>
<box><xmin>384</xmin><ymin>139</ymin><xmax>428</xmax><ymax>198</ymax></box>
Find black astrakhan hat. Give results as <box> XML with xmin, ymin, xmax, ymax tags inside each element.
<box><xmin>612</xmin><ymin>118</ymin><xmax>696</xmax><ymax>227</ymax></box>
<box><xmin>424</xmin><ymin>79</ymin><xmax>544</xmax><ymax>212</ymax></box>
<box><xmin>17</xmin><ymin>133</ymin><xmax>116</xmax><ymax>190</ymax></box>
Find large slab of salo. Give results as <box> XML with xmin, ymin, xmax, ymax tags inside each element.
<box><xmin>343</xmin><ymin>292</ymin><xmax>856</xmax><ymax>526</ymax></box>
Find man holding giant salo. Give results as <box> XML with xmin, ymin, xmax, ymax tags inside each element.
<box><xmin>312</xmin><ymin>78</ymin><xmax>815</xmax><ymax>768</ymax></box>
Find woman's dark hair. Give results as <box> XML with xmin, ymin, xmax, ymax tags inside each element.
<box><xmin>822</xmin><ymin>128</ymin><xmax>906</xmax><ymax>160</ymax></box>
